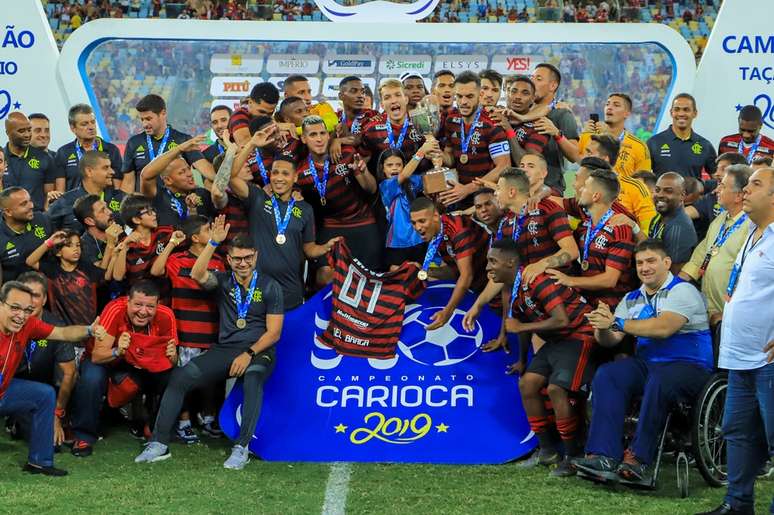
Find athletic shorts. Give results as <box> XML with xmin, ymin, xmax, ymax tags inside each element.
<box><xmin>526</xmin><ymin>338</ymin><xmax>595</xmax><ymax>392</ymax></box>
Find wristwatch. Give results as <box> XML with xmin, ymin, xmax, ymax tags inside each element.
<box><xmin>610</xmin><ymin>317</ymin><xmax>626</xmax><ymax>332</ymax></box>
<box><xmin>245</xmin><ymin>348</ymin><xmax>257</xmax><ymax>358</ymax></box>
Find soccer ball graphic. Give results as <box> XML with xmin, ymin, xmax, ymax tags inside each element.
<box><xmin>398</xmin><ymin>305</ymin><xmax>484</xmax><ymax>366</ymax></box>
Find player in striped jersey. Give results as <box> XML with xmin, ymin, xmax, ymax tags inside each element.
<box><xmin>546</xmin><ymin>168</ymin><xmax>635</xmax><ymax>310</ymax></box>
<box><xmin>227</xmin><ymin>82</ymin><xmax>279</xmax><ymax>146</ymax></box>
<box><xmin>478</xmin><ymin>238</ymin><xmax>596</xmax><ymax>477</ymax></box>
<box><xmin>438</xmin><ymin>71</ymin><xmax>511</xmax><ymax>208</ymax></box>
<box><xmin>150</xmin><ymin>215</ymin><xmax>226</xmax><ymax>442</ymax></box>
<box><xmin>410</xmin><ymin>197</ymin><xmax>489</xmax><ymax>330</ymax></box>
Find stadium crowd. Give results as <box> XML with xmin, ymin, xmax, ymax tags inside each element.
<box><xmin>3</xmin><ymin>16</ymin><xmax>774</xmax><ymax>515</ymax></box>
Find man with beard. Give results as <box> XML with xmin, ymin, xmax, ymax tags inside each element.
<box><xmin>0</xmin><ymin>187</ymin><xmax>51</xmax><ymax>283</ymax></box>
<box><xmin>48</xmin><ymin>151</ymin><xmax>125</xmax><ymax>233</ymax></box>
<box><xmin>122</xmin><ymin>94</ymin><xmax>214</xmax><ymax>193</ymax></box>
<box><xmin>439</xmin><ymin>71</ymin><xmax>511</xmax><ymax>208</ymax></box>
<box><xmin>718</xmin><ymin>105</ymin><xmax>774</xmax><ymax>165</ymax></box>
<box><xmin>3</xmin><ymin>113</ymin><xmax>57</xmax><ymax>211</ymax></box>
<box><xmin>203</xmin><ymin>105</ymin><xmax>233</xmax><ymax>164</ymax></box>
<box><xmin>54</xmin><ymin>104</ymin><xmax>124</xmax><ymax>191</ymax></box>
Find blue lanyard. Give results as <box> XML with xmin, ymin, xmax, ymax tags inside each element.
<box><xmin>494</xmin><ymin>209</ymin><xmax>527</xmax><ymax>246</ymax></box>
<box><xmin>582</xmin><ymin>208</ymin><xmax>614</xmax><ymax>263</ymax></box>
<box><xmin>459</xmin><ymin>108</ymin><xmax>482</xmax><ymax>154</ymax></box>
<box><xmin>75</xmin><ymin>139</ymin><xmax>99</xmax><ymax>161</ymax></box>
<box><xmin>508</xmin><ymin>267</ymin><xmax>524</xmax><ymax>318</ymax></box>
<box><xmin>146</xmin><ymin>126</ymin><xmax>170</xmax><ymax>160</ymax></box>
<box><xmin>216</xmin><ymin>141</ymin><xmax>224</xmax><ymax>154</ymax></box>
<box><xmin>232</xmin><ymin>271</ymin><xmax>258</xmax><ymax>321</ymax></box>
<box><xmin>25</xmin><ymin>340</ymin><xmax>38</xmax><ymax>372</ymax></box>
<box><xmin>617</xmin><ymin>130</ymin><xmax>626</xmax><ymax>143</ymax></box>
<box><xmin>253</xmin><ymin>149</ymin><xmax>269</xmax><ymax>185</ymax></box>
<box><xmin>386</xmin><ymin>117</ymin><xmax>409</xmax><ymax>150</ymax></box>
<box><xmin>421</xmin><ymin>221</ymin><xmax>445</xmax><ymax>274</ymax></box>
<box><xmin>308</xmin><ymin>156</ymin><xmax>330</xmax><ymax>203</ymax></box>
<box><xmin>712</xmin><ymin>213</ymin><xmax>747</xmax><ymax>249</ymax></box>
<box><xmin>742</xmin><ymin>135</ymin><xmax>761</xmax><ymax>165</ymax></box>
<box><xmin>341</xmin><ymin>112</ymin><xmax>362</xmax><ymax>134</ymax></box>
<box><xmin>165</xmin><ymin>188</ymin><xmax>188</xmax><ymax>220</ymax></box>
<box><xmin>727</xmin><ymin>230</ymin><xmax>763</xmax><ymax>298</ymax></box>
<box><xmin>271</xmin><ymin>195</ymin><xmax>296</xmax><ymax>237</ymax></box>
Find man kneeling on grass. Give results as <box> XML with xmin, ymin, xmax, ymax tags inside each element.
<box><xmin>574</xmin><ymin>238</ymin><xmax>713</xmax><ymax>486</ymax></box>
<box><xmin>135</xmin><ymin>216</ymin><xmax>283</xmax><ymax>470</ymax></box>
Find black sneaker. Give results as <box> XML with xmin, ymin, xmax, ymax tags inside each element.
<box><xmin>23</xmin><ymin>463</ymin><xmax>68</xmax><ymax>476</ymax></box>
<box><xmin>71</xmin><ymin>439</ymin><xmax>93</xmax><ymax>458</ymax></box>
<box><xmin>515</xmin><ymin>447</ymin><xmax>561</xmax><ymax>469</ymax></box>
<box><xmin>200</xmin><ymin>421</ymin><xmax>224</xmax><ymax>438</ymax></box>
<box><xmin>573</xmin><ymin>455</ymin><xmax>620</xmax><ymax>482</ymax></box>
<box><xmin>550</xmin><ymin>456</ymin><xmax>577</xmax><ymax>478</ymax></box>
<box><xmin>617</xmin><ymin>461</ymin><xmax>653</xmax><ymax>487</ymax></box>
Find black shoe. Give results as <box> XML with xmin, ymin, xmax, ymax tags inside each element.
<box><xmin>573</xmin><ymin>455</ymin><xmax>620</xmax><ymax>482</ymax></box>
<box><xmin>22</xmin><ymin>463</ymin><xmax>68</xmax><ymax>476</ymax></box>
<box><xmin>695</xmin><ymin>503</ymin><xmax>754</xmax><ymax>515</ymax></box>
<box><xmin>550</xmin><ymin>456</ymin><xmax>577</xmax><ymax>478</ymax></box>
<box><xmin>71</xmin><ymin>439</ymin><xmax>93</xmax><ymax>457</ymax></box>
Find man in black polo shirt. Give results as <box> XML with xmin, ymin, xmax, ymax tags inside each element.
<box><xmin>203</xmin><ymin>105</ymin><xmax>232</xmax><ymax>164</ymax></box>
<box><xmin>135</xmin><ymin>224</ymin><xmax>283</xmax><ymax>470</ymax></box>
<box><xmin>0</xmin><ymin>187</ymin><xmax>51</xmax><ymax>283</ymax></box>
<box><xmin>54</xmin><ymin>104</ymin><xmax>123</xmax><ymax>192</ymax></box>
<box><xmin>11</xmin><ymin>272</ymin><xmax>77</xmax><ymax>447</ymax></box>
<box><xmin>229</xmin><ymin>145</ymin><xmax>338</xmax><ymax>310</ymax></box>
<box><xmin>121</xmin><ymin>94</ymin><xmax>214</xmax><ymax>192</ymax></box>
<box><xmin>48</xmin><ymin>151</ymin><xmax>125</xmax><ymax>233</ymax></box>
<box><xmin>140</xmin><ymin>136</ymin><xmax>216</xmax><ymax>228</ymax></box>
<box><xmin>3</xmin><ymin>113</ymin><xmax>57</xmax><ymax>211</ymax></box>
<box><xmin>647</xmin><ymin>93</ymin><xmax>717</xmax><ymax>179</ymax></box>
<box><xmin>647</xmin><ymin>172</ymin><xmax>697</xmax><ymax>272</ymax></box>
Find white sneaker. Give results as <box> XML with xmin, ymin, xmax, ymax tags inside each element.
<box><xmin>134</xmin><ymin>442</ymin><xmax>170</xmax><ymax>463</ymax></box>
<box><xmin>223</xmin><ymin>445</ymin><xmax>250</xmax><ymax>470</ymax></box>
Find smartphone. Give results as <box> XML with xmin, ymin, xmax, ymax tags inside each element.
<box><xmin>589</xmin><ymin>113</ymin><xmax>600</xmax><ymax>123</ymax></box>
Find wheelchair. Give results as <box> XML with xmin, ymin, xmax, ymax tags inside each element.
<box><xmin>616</xmin><ymin>370</ymin><xmax>728</xmax><ymax>498</ymax></box>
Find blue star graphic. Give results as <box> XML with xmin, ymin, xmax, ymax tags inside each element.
<box><xmin>735</xmin><ymin>104</ymin><xmax>742</xmax><ymax>112</ymax></box>
<box><xmin>12</xmin><ymin>101</ymin><xmax>21</xmax><ymax>110</ymax></box>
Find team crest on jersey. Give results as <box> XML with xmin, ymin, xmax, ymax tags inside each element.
<box><xmin>527</xmin><ymin>219</ymin><xmax>539</xmax><ymax>236</ymax></box>
<box><xmin>334</xmin><ymin>164</ymin><xmax>349</xmax><ymax>177</ymax></box>
<box><xmin>470</xmin><ymin>131</ymin><xmax>481</xmax><ymax>146</ymax></box>
<box><xmin>594</xmin><ymin>235</ymin><xmax>608</xmax><ymax>249</ymax></box>
<box><xmin>691</xmin><ymin>142</ymin><xmax>703</xmax><ymax>155</ymax></box>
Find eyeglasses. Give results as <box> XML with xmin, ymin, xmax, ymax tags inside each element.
<box><xmin>139</xmin><ymin>207</ymin><xmax>156</xmax><ymax>216</ymax></box>
<box><xmin>228</xmin><ymin>254</ymin><xmax>255</xmax><ymax>264</ymax></box>
<box><xmin>3</xmin><ymin>302</ymin><xmax>35</xmax><ymax>316</ymax></box>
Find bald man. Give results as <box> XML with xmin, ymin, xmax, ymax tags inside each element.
<box><xmin>4</xmin><ymin>113</ymin><xmax>57</xmax><ymax>211</ymax></box>
<box><xmin>646</xmin><ymin>172</ymin><xmax>697</xmax><ymax>272</ymax></box>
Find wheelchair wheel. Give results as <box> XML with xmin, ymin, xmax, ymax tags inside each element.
<box><xmin>692</xmin><ymin>372</ymin><xmax>728</xmax><ymax>488</ymax></box>
<box><xmin>676</xmin><ymin>451</ymin><xmax>689</xmax><ymax>498</ymax></box>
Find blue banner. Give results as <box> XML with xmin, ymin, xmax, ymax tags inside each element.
<box><xmin>220</xmin><ymin>282</ymin><xmax>536</xmax><ymax>464</ymax></box>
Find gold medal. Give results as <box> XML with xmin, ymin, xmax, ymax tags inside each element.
<box><xmin>320</xmin><ymin>197</ymin><xmax>327</xmax><ymax>206</ymax></box>
<box><xmin>710</xmin><ymin>247</ymin><xmax>719</xmax><ymax>256</ymax></box>
<box><xmin>580</xmin><ymin>260</ymin><xmax>589</xmax><ymax>271</ymax></box>
<box><xmin>276</xmin><ymin>234</ymin><xmax>286</xmax><ymax>245</ymax></box>
<box><xmin>236</xmin><ymin>319</ymin><xmax>246</xmax><ymax>329</ymax></box>
<box><xmin>418</xmin><ymin>270</ymin><xmax>428</xmax><ymax>280</ymax></box>
<box><xmin>459</xmin><ymin>154</ymin><xmax>468</xmax><ymax>164</ymax></box>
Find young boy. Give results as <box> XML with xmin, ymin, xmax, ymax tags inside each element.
<box><xmin>150</xmin><ymin>215</ymin><xmax>225</xmax><ymax>442</ymax></box>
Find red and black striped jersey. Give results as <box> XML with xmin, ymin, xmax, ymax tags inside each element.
<box><xmin>512</xmin><ymin>121</ymin><xmax>551</xmax><ymax>155</ymax></box>
<box><xmin>218</xmin><ymin>192</ymin><xmax>249</xmax><ymax>252</ymax></box>
<box><xmin>227</xmin><ymin>107</ymin><xmax>253</xmax><ymax>137</ymax></box>
<box><xmin>320</xmin><ymin>240</ymin><xmax>424</xmax><ymax>359</ymax></box>
<box><xmin>125</xmin><ymin>227</ymin><xmax>172</xmax><ymax>283</ymax></box>
<box><xmin>439</xmin><ymin>108</ymin><xmax>510</xmax><ymax>185</ymax></box>
<box><xmin>718</xmin><ymin>133</ymin><xmax>774</xmax><ymax>161</ymax></box>
<box><xmin>510</xmin><ymin>272</ymin><xmax>594</xmax><ymax>343</ymax></box>
<box><xmin>166</xmin><ymin>250</ymin><xmax>225</xmax><ymax>348</ymax></box>
<box><xmin>358</xmin><ymin>113</ymin><xmax>425</xmax><ymax>161</ymax></box>
<box><xmin>562</xmin><ymin>197</ymin><xmax>634</xmax><ymax>222</ymax></box>
<box><xmin>338</xmin><ymin>109</ymin><xmax>380</xmax><ymax>135</ymax></box>
<box><xmin>575</xmin><ymin>221</ymin><xmax>636</xmax><ymax>309</ymax></box>
<box><xmin>437</xmin><ymin>214</ymin><xmax>489</xmax><ymax>291</ymax></box>
<box><xmin>295</xmin><ymin>146</ymin><xmax>375</xmax><ymax>229</ymax></box>
<box><xmin>499</xmin><ymin>199</ymin><xmax>572</xmax><ymax>265</ymax></box>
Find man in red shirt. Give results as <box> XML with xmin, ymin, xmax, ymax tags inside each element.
<box><xmin>228</xmin><ymin>83</ymin><xmax>279</xmax><ymax>146</ymax></box>
<box><xmin>0</xmin><ymin>280</ymin><xmax>104</xmax><ymax>475</ymax></box>
<box><xmin>717</xmin><ymin>105</ymin><xmax>774</xmax><ymax>165</ymax></box>
<box><xmin>409</xmin><ymin>197</ymin><xmax>489</xmax><ymax>330</ymax></box>
<box><xmin>70</xmin><ymin>280</ymin><xmax>177</xmax><ymax>457</ymax></box>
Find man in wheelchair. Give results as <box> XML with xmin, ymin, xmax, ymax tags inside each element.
<box><xmin>574</xmin><ymin>238</ymin><xmax>714</xmax><ymax>486</ymax></box>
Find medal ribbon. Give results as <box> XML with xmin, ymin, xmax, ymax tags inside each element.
<box><xmin>582</xmin><ymin>208</ymin><xmax>614</xmax><ymax>264</ymax></box>
<box><xmin>25</xmin><ymin>340</ymin><xmax>38</xmax><ymax>373</ymax></box>
<box><xmin>146</xmin><ymin>126</ymin><xmax>170</xmax><ymax>160</ymax></box>
<box><xmin>508</xmin><ymin>266</ymin><xmax>524</xmax><ymax>318</ymax></box>
<box><xmin>272</xmin><ymin>195</ymin><xmax>296</xmax><ymax>239</ymax></box>
<box><xmin>459</xmin><ymin>108</ymin><xmax>482</xmax><ymax>156</ymax></box>
<box><xmin>308</xmin><ymin>156</ymin><xmax>330</xmax><ymax>204</ymax></box>
<box><xmin>232</xmin><ymin>270</ymin><xmax>258</xmax><ymax>322</ymax></box>
<box><xmin>386</xmin><ymin>117</ymin><xmax>409</xmax><ymax>150</ymax></box>
<box><xmin>253</xmin><ymin>149</ymin><xmax>269</xmax><ymax>185</ymax></box>
<box><xmin>741</xmin><ymin>134</ymin><xmax>762</xmax><ymax>165</ymax></box>
<box><xmin>494</xmin><ymin>208</ymin><xmax>527</xmax><ymax>247</ymax></box>
<box><xmin>75</xmin><ymin>138</ymin><xmax>101</xmax><ymax>161</ymax></box>
<box><xmin>165</xmin><ymin>188</ymin><xmax>188</xmax><ymax>220</ymax></box>
<box><xmin>420</xmin><ymin>220</ymin><xmax>445</xmax><ymax>275</ymax></box>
